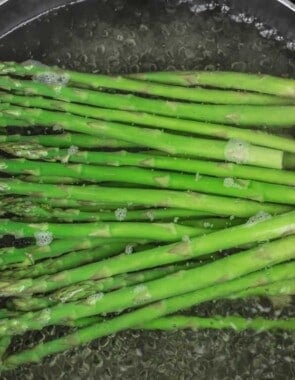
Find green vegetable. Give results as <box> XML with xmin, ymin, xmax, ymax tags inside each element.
<box><xmin>2</xmin><ymin>158</ymin><xmax>295</xmax><ymax>204</ymax></box>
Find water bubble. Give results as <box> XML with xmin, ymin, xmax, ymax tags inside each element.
<box><xmin>115</xmin><ymin>207</ymin><xmax>128</xmax><ymax>221</ymax></box>
<box><xmin>68</xmin><ymin>145</ymin><xmax>79</xmax><ymax>156</ymax></box>
<box><xmin>224</xmin><ymin>139</ymin><xmax>250</xmax><ymax>164</ymax></box>
<box><xmin>125</xmin><ymin>244</ymin><xmax>134</xmax><ymax>254</ymax></box>
<box><xmin>33</xmin><ymin>71</ymin><xmax>70</xmax><ymax>86</ymax></box>
<box><xmin>255</xmin><ymin>22</ymin><xmax>265</xmax><ymax>30</ymax></box>
<box><xmin>229</xmin><ymin>14</ymin><xmax>245</xmax><ymax>23</ymax></box>
<box><xmin>182</xmin><ymin>235</ymin><xmax>191</xmax><ymax>242</ymax></box>
<box><xmin>286</xmin><ymin>41</ymin><xmax>295</xmax><ymax>51</ymax></box>
<box><xmin>133</xmin><ymin>284</ymin><xmax>152</xmax><ymax>304</ymax></box>
<box><xmin>22</xmin><ymin>60</ymin><xmax>48</xmax><ymax>68</ymax></box>
<box><xmin>246</xmin><ymin>211</ymin><xmax>272</xmax><ymax>226</ymax></box>
<box><xmin>52</xmin><ymin>124</ymin><xmax>63</xmax><ymax>131</ymax></box>
<box><xmin>86</xmin><ymin>292</ymin><xmax>104</xmax><ymax>305</ymax></box>
<box><xmin>146</xmin><ymin>210</ymin><xmax>155</xmax><ymax>221</ymax></box>
<box><xmin>223</xmin><ymin>177</ymin><xmax>247</xmax><ymax>189</ymax></box>
<box><xmin>34</xmin><ymin>231</ymin><xmax>53</xmax><ymax>246</ymax></box>
<box><xmin>259</xmin><ymin>29</ymin><xmax>276</xmax><ymax>39</ymax></box>
<box><xmin>220</xmin><ymin>4</ymin><xmax>230</xmax><ymax>14</ymax></box>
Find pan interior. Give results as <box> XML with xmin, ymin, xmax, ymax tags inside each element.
<box><xmin>0</xmin><ymin>1</ymin><xmax>294</xmax><ymax>379</ymax></box>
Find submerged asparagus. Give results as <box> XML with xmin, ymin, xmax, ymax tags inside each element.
<box><xmin>2</xmin><ymin>143</ymin><xmax>295</xmax><ymax>186</ymax></box>
<box><xmin>2</xmin><ymin>93</ymin><xmax>295</xmax><ymax>152</ymax></box>
<box><xmin>2</xmin><ymin>158</ymin><xmax>295</xmax><ymax>204</ymax></box>
<box><xmin>0</xmin><ymin>63</ymin><xmax>294</xmax><ymax>370</ymax></box>
<box><xmin>128</xmin><ymin>70</ymin><xmax>295</xmax><ymax>98</ymax></box>
<box><xmin>1</xmin><ymin>212</ymin><xmax>294</xmax><ymax>297</ymax></box>
<box><xmin>1</xmin><ymin>250</ymin><xmax>295</xmax><ymax>369</ymax></box>
<box><xmin>1</xmin><ymin>61</ymin><xmax>293</xmax><ymax>104</ymax></box>
<box><xmin>0</xmin><ymin>179</ymin><xmax>291</xmax><ymax>217</ymax></box>
<box><xmin>2</xmin><ymin>105</ymin><xmax>285</xmax><ymax>169</ymax></box>
<box><xmin>1</xmin><ymin>76</ymin><xmax>295</xmax><ymax>127</ymax></box>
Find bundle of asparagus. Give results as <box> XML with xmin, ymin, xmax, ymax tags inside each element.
<box><xmin>0</xmin><ymin>61</ymin><xmax>294</xmax><ymax>371</ymax></box>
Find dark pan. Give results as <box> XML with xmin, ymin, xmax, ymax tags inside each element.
<box><xmin>0</xmin><ymin>1</ymin><xmax>294</xmax><ymax>379</ymax></box>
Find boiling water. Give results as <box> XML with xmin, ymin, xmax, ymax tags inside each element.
<box><xmin>0</xmin><ymin>0</ymin><xmax>294</xmax><ymax>379</ymax></box>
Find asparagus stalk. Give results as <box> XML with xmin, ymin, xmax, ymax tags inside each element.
<box><xmin>3</xmin><ymin>143</ymin><xmax>294</xmax><ymax>187</ymax></box>
<box><xmin>0</xmin><ymin>218</ymin><xmax>205</xmax><ymax>243</ymax></box>
<box><xmin>8</xmin><ymin>263</ymin><xmax>197</xmax><ymax>311</ymax></box>
<box><xmin>0</xmin><ymin>237</ymin><xmax>114</xmax><ymax>268</ymax></box>
<box><xmin>0</xmin><ymin>179</ymin><xmax>290</xmax><ymax>217</ymax></box>
<box><xmin>1</xmin><ymin>261</ymin><xmax>294</xmax><ymax>371</ymax></box>
<box><xmin>2</xmin><ymin>93</ymin><xmax>295</xmax><ymax>153</ymax></box>
<box><xmin>0</xmin><ymin>336</ymin><xmax>11</xmax><ymax>361</ymax></box>
<box><xmin>2</xmin><ymin>158</ymin><xmax>295</xmax><ymax>204</ymax></box>
<box><xmin>1</xmin><ymin>76</ymin><xmax>295</xmax><ymax>127</ymax></box>
<box><xmin>9</xmin><ymin>268</ymin><xmax>294</xmax><ymax>313</ymax></box>
<box><xmin>0</xmin><ymin>197</ymin><xmax>211</xmax><ymax>222</ymax></box>
<box><xmin>69</xmin><ymin>276</ymin><xmax>295</xmax><ymax>329</ymax></box>
<box><xmin>0</xmin><ymin>309</ymin><xmax>19</xmax><ymax>319</ymax></box>
<box><xmin>1</xmin><ymin>211</ymin><xmax>294</xmax><ymax>297</ymax></box>
<box><xmin>127</xmin><ymin>71</ymin><xmax>295</xmax><ymax>98</ymax></box>
<box><xmin>0</xmin><ymin>242</ymin><xmax>128</xmax><ymax>278</ymax></box>
<box><xmin>0</xmin><ymin>195</ymin><xmax>126</xmax><ymax>212</ymax></box>
<box><xmin>141</xmin><ymin>315</ymin><xmax>295</xmax><ymax>331</ymax></box>
<box><xmin>0</xmin><ymin>132</ymin><xmax>136</xmax><ymax>149</ymax></box>
<box><xmin>0</xmin><ymin>199</ymin><xmax>212</xmax><ymax>223</ymax></box>
<box><xmin>284</xmin><ymin>152</ymin><xmax>295</xmax><ymax>169</ymax></box>
<box><xmin>0</xmin><ymin>116</ymin><xmax>28</xmax><ymax>127</ymax></box>
<box><xmin>0</xmin><ymin>236</ymin><xmax>294</xmax><ymax>340</ymax></box>
<box><xmin>1</xmin><ymin>61</ymin><xmax>293</xmax><ymax>105</ymax></box>
<box><xmin>19</xmin><ymin>175</ymin><xmax>80</xmax><ymax>185</ymax></box>
<box><xmin>2</xmin><ymin>106</ymin><xmax>285</xmax><ymax>169</ymax></box>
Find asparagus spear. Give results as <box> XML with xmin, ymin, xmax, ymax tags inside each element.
<box><xmin>0</xmin><ymin>198</ymin><xmax>212</xmax><ymax>223</ymax></box>
<box><xmin>0</xmin><ymin>242</ymin><xmax>129</xmax><ymax>278</ymax></box>
<box><xmin>0</xmin><ymin>336</ymin><xmax>11</xmax><ymax>362</ymax></box>
<box><xmin>68</xmin><ymin>276</ymin><xmax>295</xmax><ymax>329</ymax></box>
<box><xmin>284</xmin><ymin>152</ymin><xmax>295</xmax><ymax>169</ymax></box>
<box><xmin>1</xmin><ymin>76</ymin><xmax>295</xmax><ymax>127</ymax></box>
<box><xmin>2</xmin><ymin>158</ymin><xmax>295</xmax><ymax>204</ymax></box>
<box><xmin>1</xmin><ymin>61</ymin><xmax>293</xmax><ymax>105</ymax></box>
<box><xmin>0</xmin><ymin>179</ymin><xmax>290</xmax><ymax>217</ymax></box>
<box><xmin>0</xmin><ymin>235</ymin><xmax>294</xmax><ymax>340</ymax></box>
<box><xmin>1</xmin><ymin>197</ymin><xmax>212</xmax><ymax>221</ymax></box>
<box><xmin>127</xmin><ymin>71</ymin><xmax>295</xmax><ymax>98</ymax></box>
<box><xmin>8</xmin><ymin>267</ymin><xmax>294</xmax><ymax>313</ymax></box>
<box><xmin>141</xmin><ymin>315</ymin><xmax>295</xmax><ymax>331</ymax></box>
<box><xmin>0</xmin><ymin>195</ymin><xmax>126</xmax><ymax>212</ymax></box>
<box><xmin>8</xmin><ymin>263</ymin><xmax>197</xmax><ymax>311</ymax></box>
<box><xmin>19</xmin><ymin>175</ymin><xmax>80</xmax><ymax>185</ymax></box>
<box><xmin>1</xmin><ymin>261</ymin><xmax>294</xmax><ymax>370</ymax></box>
<box><xmin>3</xmin><ymin>143</ymin><xmax>294</xmax><ymax>187</ymax></box>
<box><xmin>0</xmin><ymin>116</ymin><xmax>28</xmax><ymax>127</ymax></box>
<box><xmin>0</xmin><ymin>132</ymin><xmax>136</xmax><ymax>148</ymax></box>
<box><xmin>2</xmin><ymin>93</ymin><xmax>295</xmax><ymax>153</ymax></box>
<box><xmin>0</xmin><ymin>237</ymin><xmax>108</xmax><ymax>268</ymax></box>
<box><xmin>2</xmin><ymin>106</ymin><xmax>285</xmax><ymax>169</ymax></box>
<box><xmin>3</xmin><ymin>286</ymin><xmax>295</xmax><ymax>370</ymax></box>
<box><xmin>0</xmin><ymin>218</ymin><xmax>205</xmax><ymax>243</ymax></box>
<box><xmin>1</xmin><ymin>211</ymin><xmax>294</xmax><ymax>297</ymax></box>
